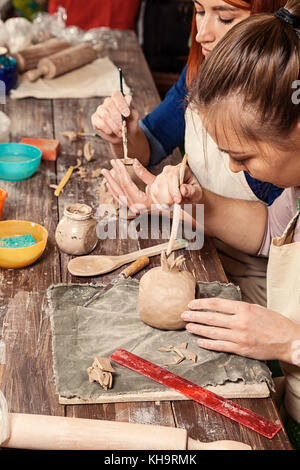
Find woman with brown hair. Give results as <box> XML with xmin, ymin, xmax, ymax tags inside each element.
<box><xmin>97</xmin><ymin>0</ymin><xmax>285</xmax><ymax>309</ymax></box>
<box><xmin>119</xmin><ymin>0</ymin><xmax>300</xmax><ymax>447</ymax></box>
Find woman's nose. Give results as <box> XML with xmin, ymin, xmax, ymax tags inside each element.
<box><xmin>195</xmin><ymin>16</ymin><xmax>216</xmax><ymax>43</ymax></box>
<box><xmin>229</xmin><ymin>158</ymin><xmax>245</xmax><ymax>173</ymax></box>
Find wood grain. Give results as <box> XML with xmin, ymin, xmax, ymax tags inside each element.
<box><xmin>0</xmin><ymin>30</ymin><xmax>292</xmax><ymax>449</ymax></box>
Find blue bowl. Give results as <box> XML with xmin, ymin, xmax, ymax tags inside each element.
<box><xmin>0</xmin><ymin>143</ymin><xmax>42</xmax><ymax>181</ymax></box>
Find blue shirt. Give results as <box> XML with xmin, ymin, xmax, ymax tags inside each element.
<box><xmin>140</xmin><ymin>66</ymin><xmax>283</xmax><ymax>206</ymax></box>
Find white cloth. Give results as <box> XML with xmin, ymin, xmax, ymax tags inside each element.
<box><xmin>11</xmin><ymin>57</ymin><xmax>131</xmax><ymax>100</ymax></box>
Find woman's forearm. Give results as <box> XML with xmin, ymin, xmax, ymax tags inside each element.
<box><xmin>109</xmin><ymin>127</ymin><xmax>151</xmax><ymax>166</ymax></box>
<box><xmin>186</xmin><ymin>189</ymin><xmax>267</xmax><ymax>254</ymax></box>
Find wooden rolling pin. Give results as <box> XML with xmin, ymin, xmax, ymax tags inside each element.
<box><xmin>0</xmin><ymin>413</ymin><xmax>251</xmax><ymax>450</ymax></box>
<box><xmin>26</xmin><ymin>42</ymin><xmax>103</xmax><ymax>82</ymax></box>
<box><xmin>12</xmin><ymin>39</ymin><xmax>72</xmax><ymax>73</ymax></box>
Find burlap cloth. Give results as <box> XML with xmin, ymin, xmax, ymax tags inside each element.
<box><xmin>10</xmin><ymin>57</ymin><xmax>131</xmax><ymax>100</ymax></box>
<box><xmin>47</xmin><ymin>278</ymin><xmax>273</xmax><ymax>401</ymax></box>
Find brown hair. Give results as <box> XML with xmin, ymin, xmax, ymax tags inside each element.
<box><xmin>186</xmin><ymin>0</ymin><xmax>287</xmax><ymax>89</ymax></box>
<box><xmin>189</xmin><ymin>0</ymin><xmax>300</xmax><ymax>146</ymax></box>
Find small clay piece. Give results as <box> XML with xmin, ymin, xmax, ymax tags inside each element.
<box><xmin>77</xmin><ymin>166</ymin><xmax>88</xmax><ymax>179</ymax></box>
<box><xmin>138</xmin><ymin>251</ymin><xmax>196</xmax><ymax>330</ymax></box>
<box><xmin>84</xmin><ymin>142</ymin><xmax>95</xmax><ymax>162</ymax></box>
<box><xmin>62</xmin><ymin>131</ymin><xmax>77</xmax><ymax>142</ymax></box>
<box><xmin>187</xmin><ymin>352</ymin><xmax>198</xmax><ymax>363</ymax></box>
<box><xmin>173</xmin><ymin>347</ymin><xmax>185</xmax><ymax>359</ymax></box>
<box><xmin>87</xmin><ymin>356</ymin><xmax>115</xmax><ymax>391</ymax></box>
<box><xmin>91</xmin><ymin>168</ymin><xmax>102</xmax><ymax>178</ymax></box>
<box><xmin>77</xmin><ymin>149</ymin><xmax>83</xmax><ymax>158</ymax></box>
<box><xmin>164</xmin><ymin>356</ymin><xmax>184</xmax><ymax>366</ymax></box>
<box><xmin>158</xmin><ymin>347</ymin><xmax>172</xmax><ymax>353</ymax></box>
<box><xmin>179</xmin><ymin>342</ymin><xmax>188</xmax><ymax>350</ymax></box>
<box><xmin>49</xmin><ymin>184</ymin><xmax>58</xmax><ymax>190</ymax></box>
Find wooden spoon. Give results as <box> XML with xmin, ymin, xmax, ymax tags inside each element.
<box><xmin>68</xmin><ymin>239</ymin><xmax>188</xmax><ymax>277</ymax></box>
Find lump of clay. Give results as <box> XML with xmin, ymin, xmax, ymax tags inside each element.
<box><xmin>138</xmin><ymin>252</ymin><xmax>196</xmax><ymax>330</ymax></box>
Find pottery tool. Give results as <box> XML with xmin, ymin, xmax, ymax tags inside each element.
<box><xmin>54</xmin><ymin>166</ymin><xmax>75</xmax><ymax>197</ymax></box>
<box><xmin>12</xmin><ymin>39</ymin><xmax>72</xmax><ymax>73</ymax></box>
<box><xmin>166</xmin><ymin>154</ymin><xmax>188</xmax><ymax>256</ymax></box>
<box><xmin>119</xmin><ymin>67</ymin><xmax>129</xmax><ymax>160</ymax></box>
<box><xmin>68</xmin><ymin>239</ymin><xmax>188</xmax><ymax>277</ymax></box>
<box><xmin>120</xmin><ymin>256</ymin><xmax>150</xmax><ymax>278</ymax></box>
<box><xmin>0</xmin><ymin>406</ymin><xmax>251</xmax><ymax>450</ymax></box>
<box><xmin>110</xmin><ymin>349</ymin><xmax>282</xmax><ymax>440</ymax></box>
<box><xmin>77</xmin><ymin>132</ymin><xmax>101</xmax><ymax>139</ymax></box>
<box><xmin>26</xmin><ymin>42</ymin><xmax>103</xmax><ymax>82</ymax></box>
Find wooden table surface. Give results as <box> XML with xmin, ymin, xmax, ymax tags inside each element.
<box><xmin>0</xmin><ymin>30</ymin><xmax>292</xmax><ymax>450</ymax></box>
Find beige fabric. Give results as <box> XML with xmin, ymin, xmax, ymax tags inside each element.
<box><xmin>10</xmin><ymin>57</ymin><xmax>131</xmax><ymax>100</ymax></box>
<box><xmin>185</xmin><ymin>106</ymin><xmax>268</xmax><ymax>306</ymax></box>
<box><xmin>267</xmin><ymin>211</ymin><xmax>300</xmax><ymax>423</ymax></box>
<box><xmin>215</xmin><ymin>239</ymin><xmax>268</xmax><ymax>307</ymax></box>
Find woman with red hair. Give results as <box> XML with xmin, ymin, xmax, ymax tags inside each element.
<box><xmin>93</xmin><ymin>0</ymin><xmax>285</xmax><ymax>308</ymax></box>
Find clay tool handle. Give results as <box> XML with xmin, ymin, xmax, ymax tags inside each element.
<box><xmin>68</xmin><ymin>239</ymin><xmax>188</xmax><ymax>276</ymax></box>
<box><xmin>119</xmin><ymin>67</ymin><xmax>129</xmax><ymax>160</ymax></box>
<box><xmin>0</xmin><ymin>412</ymin><xmax>251</xmax><ymax>450</ymax></box>
<box><xmin>110</xmin><ymin>349</ymin><xmax>282</xmax><ymax>440</ymax></box>
<box><xmin>166</xmin><ymin>154</ymin><xmax>188</xmax><ymax>256</ymax></box>
<box><xmin>120</xmin><ymin>256</ymin><xmax>150</xmax><ymax>278</ymax></box>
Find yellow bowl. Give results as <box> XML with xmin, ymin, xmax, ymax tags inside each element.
<box><xmin>0</xmin><ymin>220</ymin><xmax>48</xmax><ymax>268</ymax></box>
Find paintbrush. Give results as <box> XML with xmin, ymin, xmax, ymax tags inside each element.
<box><xmin>166</xmin><ymin>154</ymin><xmax>188</xmax><ymax>256</ymax></box>
<box><xmin>77</xmin><ymin>132</ymin><xmax>101</xmax><ymax>138</ymax></box>
<box><xmin>118</xmin><ymin>67</ymin><xmax>129</xmax><ymax>161</ymax></box>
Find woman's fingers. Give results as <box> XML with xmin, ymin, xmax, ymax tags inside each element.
<box><xmin>182</xmin><ymin>310</ymin><xmax>233</xmax><ymax>328</ymax></box>
<box><xmin>111</xmin><ymin>91</ymin><xmax>131</xmax><ymax>117</ymax></box>
<box><xmin>188</xmin><ymin>297</ymin><xmax>246</xmax><ymax>315</ymax></box>
<box><xmin>133</xmin><ymin>159</ymin><xmax>156</xmax><ymax>186</ymax></box>
<box><xmin>111</xmin><ymin>159</ymin><xmax>148</xmax><ymax>206</ymax></box>
<box><xmin>196</xmin><ymin>339</ymin><xmax>240</xmax><ymax>354</ymax></box>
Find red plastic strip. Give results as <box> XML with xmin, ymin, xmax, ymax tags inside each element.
<box><xmin>110</xmin><ymin>349</ymin><xmax>281</xmax><ymax>439</ymax></box>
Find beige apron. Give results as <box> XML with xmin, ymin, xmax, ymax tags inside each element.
<box><xmin>185</xmin><ymin>106</ymin><xmax>268</xmax><ymax>306</ymax></box>
<box><xmin>267</xmin><ymin>211</ymin><xmax>300</xmax><ymax>423</ymax></box>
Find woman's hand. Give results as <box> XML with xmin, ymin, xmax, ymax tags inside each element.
<box><xmin>101</xmin><ymin>159</ymin><xmax>203</xmax><ymax>214</ymax></box>
<box><xmin>91</xmin><ymin>91</ymin><xmax>139</xmax><ymax>145</ymax></box>
<box><xmin>181</xmin><ymin>298</ymin><xmax>300</xmax><ymax>365</ymax></box>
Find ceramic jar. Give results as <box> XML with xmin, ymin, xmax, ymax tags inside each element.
<box><xmin>55</xmin><ymin>203</ymin><xmax>98</xmax><ymax>255</ymax></box>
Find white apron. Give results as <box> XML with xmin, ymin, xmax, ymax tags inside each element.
<box><xmin>267</xmin><ymin>211</ymin><xmax>300</xmax><ymax>423</ymax></box>
<box><xmin>185</xmin><ymin>106</ymin><xmax>268</xmax><ymax>306</ymax></box>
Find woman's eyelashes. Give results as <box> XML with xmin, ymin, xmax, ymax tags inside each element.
<box><xmin>195</xmin><ymin>10</ymin><xmax>235</xmax><ymax>25</ymax></box>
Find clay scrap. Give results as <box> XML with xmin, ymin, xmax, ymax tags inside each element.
<box><xmin>158</xmin><ymin>343</ymin><xmax>198</xmax><ymax>367</ymax></box>
<box><xmin>87</xmin><ymin>357</ymin><xmax>116</xmax><ymax>391</ymax></box>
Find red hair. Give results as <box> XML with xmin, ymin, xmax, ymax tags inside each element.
<box><xmin>186</xmin><ymin>0</ymin><xmax>286</xmax><ymax>88</ymax></box>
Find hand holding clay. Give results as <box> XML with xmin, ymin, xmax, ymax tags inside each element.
<box><xmin>91</xmin><ymin>91</ymin><xmax>139</xmax><ymax>145</ymax></box>
<box><xmin>150</xmin><ymin>163</ymin><xmax>203</xmax><ymax>207</ymax></box>
<box><xmin>139</xmin><ymin>251</ymin><xmax>196</xmax><ymax>330</ymax></box>
<box><xmin>101</xmin><ymin>159</ymin><xmax>203</xmax><ymax>215</ymax></box>
<box><xmin>101</xmin><ymin>158</ymin><xmax>156</xmax><ymax>214</ymax></box>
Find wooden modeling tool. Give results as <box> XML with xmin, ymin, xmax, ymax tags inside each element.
<box><xmin>166</xmin><ymin>154</ymin><xmax>188</xmax><ymax>256</ymax></box>
<box><xmin>110</xmin><ymin>349</ymin><xmax>282</xmax><ymax>440</ymax></box>
<box><xmin>68</xmin><ymin>239</ymin><xmax>188</xmax><ymax>277</ymax></box>
<box><xmin>119</xmin><ymin>67</ymin><xmax>129</xmax><ymax>161</ymax></box>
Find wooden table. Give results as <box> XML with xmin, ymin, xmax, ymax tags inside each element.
<box><xmin>0</xmin><ymin>30</ymin><xmax>292</xmax><ymax>450</ymax></box>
